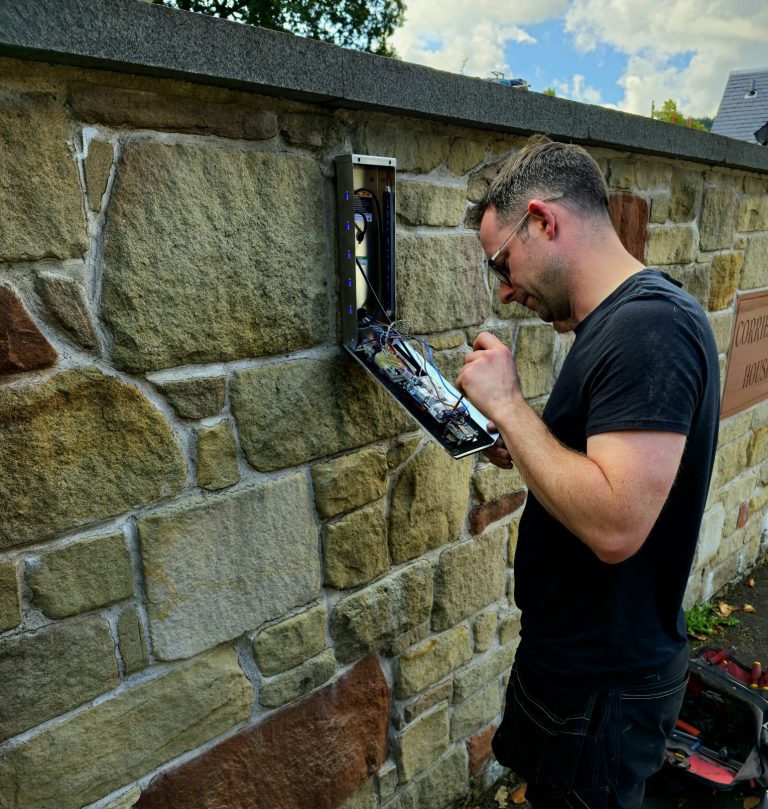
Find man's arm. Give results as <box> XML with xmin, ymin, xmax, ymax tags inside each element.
<box><xmin>455</xmin><ymin>332</ymin><xmax>686</xmax><ymax>564</ymax></box>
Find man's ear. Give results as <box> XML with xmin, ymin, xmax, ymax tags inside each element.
<box><xmin>527</xmin><ymin>199</ymin><xmax>557</xmax><ymax>239</ymax></box>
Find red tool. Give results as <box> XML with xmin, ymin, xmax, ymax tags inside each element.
<box><xmin>751</xmin><ymin>662</ymin><xmax>762</xmax><ymax>688</ymax></box>
<box><xmin>707</xmin><ymin>645</ymin><xmax>736</xmax><ymax>666</ymax></box>
<box><xmin>675</xmin><ymin>719</ymin><xmax>701</xmax><ymax>737</ymax></box>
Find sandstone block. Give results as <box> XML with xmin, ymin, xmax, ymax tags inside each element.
<box><xmin>396</xmin><ymin>625</ymin><xmax>473</xmax><ymax>699</ymax></box>
<box><xmin>281</xmin><ymin>113</ymin><xmax>338</xmax><ymax>148</ymax></box>
<box><xmin>0</xmin><ymin>615</ymin><xmax>118</xmax><ymax>742</ymax></box>
<box><xmin>433</xmin><ymin>345</ymin><xmax>469</xmax><ymax>383</ymax></box>
<box><xmin>70</xmin><ymin>83</ymin><xmax>278</xmax><ymax>141</ymax></box>
<box><xmin>397</xmin><ymin>233</ymin><xmax>490</xmax><ymax>333</ymax></box>
<box><xmin>650</xmin><ymin>196</ymin><xmax>670</xmax><ymax>224</ymax></box>
<box><xmin>402</xmin><ymin>681</ymin><xmax>454</xmax><ymax>726</ymax></box>
<box><xmin>608</xmin><ymin>160</ymin><xmax>634</xmax><ymax>190</ymax></box>
<box><xmin>27</xmin><ymin>531</ymin><xmax>133</xmax><ymax>619</ymax></box>
<box><xmin>473</xmin><ymin>610</ymin><xmax>498</xmax><ymax>653</ymax></box>
<box><xmin>323</xmin><ymin>500</ymin><xmax>389</xmax><ymax>589</ymax></box>
<box><xmin>154</xmin><ymin>376</ymin><xmax>227</xmax><ymax>419</ymax></box>
<box><xmin>196</xmin><ymin>421</ymin><xmax>240</xmax><ymax>491</ymax></box>
<box><xmin>0</xmin><ymin>369</ymin><xmax>186</xmax><ymax>550</ymax></box>
<box><xmin>139</xmin><ymin>475</ymin><xmax>321</xmax><ymax>660</ymax></box>
<box><xmin>0</xmin><ymin>286</ymin><xmax>57</xmax><ymax>374</ymax></box>
<box><xmin>0</xmin><ymin>562</ymin><xmax>21</xmax><ymax>632</ymax></box>
<box><xmin>397</xmin><ymin>182</ymin><xmax>467</xmax><ymax>227</ymax></box>
<box><xmin>516</xmin><ymin>323</ymin><xmax>556</xmax><ymax>399</ymax></box>
<box><xmin>134</xmin><ymin>657</ymin><xmax>388</xmax><ymax>809</ymax></box>
<box><xmin>467</xmin><ymin>723</ymin><xmax>497</xmax><ymax>775</ymax></box>
<box><xmin>432</xmin><ymin>528</ymin><xmax>507</xmax><ymax>632</ymax></box>
<box><xmin>664</xmin><ymin>263</ymin><xmax>710</xmax><ymax>307</ymax></box>
<box><xmin>473</xmin><ymin>461</ymin><xmax>526</xmax><ymax>503</ymax></box>
<box><xmin>378</xmin><ymin>761</ymin><xmax>399</xmax><ymax>801</ymax></box>
<box><xmin>708</xmin><ymin>312</ymin><xmax>734</xmax><ymax>354</ymax></box>
<box><xmin>102</xmin><ymin>787</ymin><xmax>142</xmax><ymax>809</ymax></box>
<box><xmin>386</xmin><ymin>747</ymin><xmax>469</xmax><ymax>809</ymax></box>
<box><xmin>708</xmin><ymin>253</ymin><xmax>742</xmax><ymax>311</ymax></box>
<box><xmin>508</xmin><ymin>514</ymin><xmax>521</xmax><ymax>562</ymax></box>
<box><xmin>453</xmin><ymin>641</ymin><xmax>518</xmax><ymax>703</ymax></box>
<box><xmin>608</xmin><ymin>193</ymin><xmax>648</xmax><ymax>263</ymax></box>
<box><xmin>85</xmin><ymin>139</ymin><xmax>113</xmax><ymax>212</ymax></box>
<box><xmin>396</xmin><ymin>705</ymin><xmax>449</xmax><ymax>782</ymax></box>
<box><xmin>635</xmin><ymin>162</ymin><xmax>672</xmax><ymax>190</ymax></box>
<box><xmin>0</xmin><ymin>646</ymin><xmax>253</xmax><ymax>809</ymax></box>
<box><xmin>232</xmin><ymin>354</ymin><xmax>410</xmax><ymax>472</ymax></box>
<box><xmin>389</xmin><ymin>441</ymin><xmax>473</xmax><ymax>563</ymax></box>
<box><xmin>646</xmin><ymin>227</ymin><xmax>696</xmax><ymax>266</ymax></box>
<box><xmin>331</xmin><ymin>561</ymin><xmax>433</xmax><ymax>663</ymax></box>
<box><xmin>101</xmin><ymin>142</ymin><xmax>331</xmax><ymax>372</ymax></box>
<box><xmin>737</xmin><ymin>195</ymin><xmax>768</xmax><ymax>232</ymax></box>
<box><xmin>339</xmin><ymin>781</ymin><xmax>377</xmax><ymax>809</ymax></box>
<box><xmin>713</xmin><ymin>433</ymin><xmax>751</xmax><ymax>490</ymax></box>
<box><xmin>0</xmin><ymin>96</ymin><xmax>87</xmax><ymax>261</ymax></box>
<box><xmin>669</xmin><ymin>170</ymin><xmax>703</xmax><ymax>223</ymax></box>
<box><xmin>466</xmin><ymin>325</ymin><xmax>514</xmax><ymax>351</ymax></box>
<box><xmin>360</xmin><ymin>122</ymin><xmax>448</xmax><ymax>173</ymax></box>
<box><xmin>700</xmin><ymin>187</ymin><xmax>736</xmax><ymax>251</ymax></box>
<box><xmin>467</xmin><ymin>162</ymin><xmax>500</xmax><ymax>205</ymax></box>
<box><xmin>450</xmin><ymin>681</ymin><xmax>500</xmax><ymax>741</ymax></box>
<box><xmin>388</xmin><ymin>434</ymin><xmax>422</xmax><ymax>470</ymax></box>
<box><xmin>36</xmin><ymin>272</ymin><xmax>100</xmax><ymax>350</ymax></box>
<box><xmin>312</xmin><ymin>445</ymin><xmax>389</xmax><ymax>519</ymax></box>
<box><xmin>259</xmin><ymin>649</ymin><xmax>337</xmax><ymax>708</ymax></box>
<box><xmin>741</xmin><ymin>236</ymin><xmax>768</xmax><ymax>290</ymax></box>
<box><xmin>749</xmin><ymin>425</ymin><xmax>768</xmax><ymax>467</ymax></box>
<box><xmin>117</xmin><ymin>605</ymin><xmax>149</xmax><ymax>675</ymax></box>
<box><xmin>253</xmin><ymin>602</ymin><xmax>327</xmax><ymax>676</ymax></box>
<box><xmin>499</xmin><ymin>611</ymin><xmax>522</xmax><ymax>646</ymax></box>
<box><xmin>744</xmin><ymin>176</ymin><xmax>768</xmax><ymax>195</ymax></box>
<box><xmin>469</xmin><ymin>490</ymin><xmax>527</xmax><ymax>535</ymax></box>
<box><xmin>448</xmin><ymin>138</ymin><xmax>486</xmax><ymax>175</ymax></box>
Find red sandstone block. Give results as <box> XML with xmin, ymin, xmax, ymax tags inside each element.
<box><xmin>469</xmin><ymin>491</ymin><xmax>526</xmax><ymax>535</ymax></box>
<box><xmin>608</xmin><ymin>193</ymin><xmax>648</xmax><ymax>264</ymax></box>
<box><xmin>738</xmin><ymin>502</ymin><xmax>750</xmax><ymax>528</ymax></box>
<box><xmin>136</xmin><ymin>656</ymin><xmax>389</xmax><ymax>809</ymax></box>
<box><xmin>467</xmin><ymin>723</ymin><xmax>498</xmax><ymax>775</ymax></box>
<box><xmin>0</xmin><ymin>286</ymin><xmax>57</xmax><ymax>374</ymax></box>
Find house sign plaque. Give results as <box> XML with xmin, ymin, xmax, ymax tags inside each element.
<box><xmin>721</xmin><ymin>289</ymin><xmax>768</xmax><ymax>418</ymax></box>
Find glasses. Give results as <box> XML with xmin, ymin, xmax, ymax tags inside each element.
<box><xmin>486</xmin><ymin>192</ymin><xmax>564</xmax><ymax>286</ymax></box>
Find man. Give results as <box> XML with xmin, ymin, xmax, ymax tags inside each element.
<box><xmin>455</xmin><ymin>137</ymin><xmax>720</xmax><ymax>808</ymax></box>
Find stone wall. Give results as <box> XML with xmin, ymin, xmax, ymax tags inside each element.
<box><xmin>1</xmin><ymin>26</ymin><xmax>768</xmax><ymax>809</ymax></box>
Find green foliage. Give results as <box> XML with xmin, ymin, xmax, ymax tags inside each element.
<box><xmin>543</xmin><ymin>88</ymin><xmax>556</xmax><ymax>97</ymax></box>
<box><xmin>685</xmin><ymin>602</ymin><xmax>738</xmax><ymax>639</ymax></box>
<box><xmin>652</xmin><ymin>98</ymin><xmax>710</xmax><ymax>131</ymax></box>
<box><xmin>152</xmin><ymin>0</ymin><xmax>405</xmax><ymax>55</ymax></box>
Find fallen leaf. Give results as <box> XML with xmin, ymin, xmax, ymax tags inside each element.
<box><xmin>747</xmin><ymin>577</ymin><xmax>756</xmax><ymax>588</ymax></box>
<box><xmin>743</xmin><ymin>604</ymin><xmax>756</xmax><ymax>613</ymax></box>
<box><xmin>494</xmin><ymin>786</ymin><xmax>508</xmax><ymax>807</ymax></box>
<box><xmin>742</xmin><ymin>796</ymin><xmax>759</xmax><ymax>809</ymax></box>
<box><xmin>689</xmin><ymin>631</ymin><xmax>709</xmax><ymax>641</ymax></box>
<box><xmin>718</xmin><ymin>602</ymin><xmax>735</xmax><ymax>617</ymax></box>
<box><xmin>511</xmin><ymin>783</ymin><xmax>528</xmax><ymax>805</ymax></box>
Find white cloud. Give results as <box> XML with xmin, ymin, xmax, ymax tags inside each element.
<box><xmin>553</xmin><ymin>74</ymin><xmax>603</xmax><ymax>104</ymax></box>
<box><xmin>564</xmin><ymin>0</ymin><xmax>768</xmax><ymax>116</ymax></box>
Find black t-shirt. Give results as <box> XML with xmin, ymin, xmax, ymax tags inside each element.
<box><xmin>514</xmin><ymin>269</ymin><xmax>720</xmax><ymax>684</ymax></box>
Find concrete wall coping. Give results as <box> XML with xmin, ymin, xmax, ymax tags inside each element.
<box><xmin>2</xmin><ymin>0</ymin><xmax>768</xmax><ymax>174</ymax></box>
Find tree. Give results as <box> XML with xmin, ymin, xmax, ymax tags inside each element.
<box><xmin>652</xmin><ymin>99</ymin><xmax>710</xmax><ymax>131</ymax></box>
<box><xmin>151</xmin><ymin>0</ymin><xmax>405</xmax><ymax>55</ymax></box>
<box><xmin>543</xmin><ymin>88</ymin><xmax>556</xmax><ymax>97</ymax></box>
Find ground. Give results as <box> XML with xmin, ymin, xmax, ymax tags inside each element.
<box><xmin>475</xmin><ymin>552</ymin><xmax>768</xmax><ymax>809</ymax></box>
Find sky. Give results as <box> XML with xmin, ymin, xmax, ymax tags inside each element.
<box><xmin>388</xmin><ymin>0</ymin><xmax>768</xmax><ymax>119</ymax></box>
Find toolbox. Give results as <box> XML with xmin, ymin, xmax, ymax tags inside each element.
<box><xmin>664</xmin><ymin>645</ymin><xmax>768</xmax><ymax>790</ymax></box>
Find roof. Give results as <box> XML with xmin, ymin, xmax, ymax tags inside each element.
<box><xmin>712</xmin><ymin>67</ymin><xmax>768</xmax><ymax>144</ymax></box>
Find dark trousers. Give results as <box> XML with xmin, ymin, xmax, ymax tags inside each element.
<box><xmin>492</xmin><ymin>651</ymin><xmax>689</xmax><ymax>809</ymax></box>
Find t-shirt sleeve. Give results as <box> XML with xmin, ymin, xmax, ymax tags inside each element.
<box><xmin>585</xmin><ymin>297</ymin><xmax>706</xmax><ymax>437</ymax></box>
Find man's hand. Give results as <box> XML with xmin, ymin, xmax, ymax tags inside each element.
<box><xmin>483</xmin><ymin>420</ymin><xmax>514</xmax><ymax>469</ymax></box>
<box><xmin>455</xmin><ymin>332</ymin><xmax>523</xmax><ymax>425</ymax></box>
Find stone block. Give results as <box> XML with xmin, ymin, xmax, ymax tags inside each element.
<box><xmin>396</xmin><ymin>625</ymin><xmax>473</xmax><ymax>699</ymax></box>
<box><xmin>0</xmin><ymin>646</ymin><xmax>253</xmax><ymax>809</ymax></box>
<box><xmin>737</xmin><ymin>195</ymin><xmax>768</xmax><ymax>232</ymax></box>
<box><xmin>253</xmin><ymin>602</ymin><xmax>327</xmax><ymax>676</ymax></box>
<box><xmin>453</xmin><ymin>641</ymin><xmax>518</xmax><ymax>703</ymax></box>
<box><xmin>664</xmin><ymin>263</ymin><xmax>710</xmax><ymax>307</ymax></box>
<box><xmin>473</xmin><ymin>461</ymin><xmax>526</xmax><ymax>504</ymax></box>
<box><xmin>608</xmin><ymin>160</ymin><xmax>634</xmax><ymax>190</ymax></box>
<box><xmin>466</xmin><ymin>325</ymin><xmax>515</xmax><ymax>352</ymax></box>
<box><xmin>700</xmin><ymin>187</ymin><xmax>736</xmax><ymax>251</ymax></box>
<box><xmin>608</xmin><ymin>193</ymin><xmax>648</xmax><ymax>263</ymax></box>
<box><xmin>196</xmin><ymin>421</ymin><xmax>239</xmax><ymax>491</ymax></box>
<box><xmin>0</xmin><ymin>286</ymin><xmax>57</xmax><ymax>374</ymax></box>
<box><xmin>232</xmin><ymin>354</ymin><xmax>410</xmax><ymax>472</ymax></box>
<box><xmin>499</xmin><ymin>610</ymin><xmax>522</xmax><ymax>646</ymax></box>
<box><xmin>448</xmin><ymin>138</ymin><xmax>486</xmax><ymax>175</ymax></box>
<box><xmin>719</xmin><ymin>410</ymin><xmax>753</xmax><ymax>446</ymax></box>
<box><xmin>154</xmin><ymin>376</ymin><xmax>227</xmax><ymax>419</ymax></box>
<box><xmin>396</xmin><ymin>705</ymin><xmax>449</xmax><ymax>782</ymax></box>
<box><xmin>508</xmin><ymin>515</ymin><xmax>521</xmax><ymax>562</ymax></box>
<box><xmin>635</xmin><ymin>162</ymin><xmax>672</xmax><ymax>190</ymax></box>
<box><xmin>388</xmin><ymin>434</ymin><xmax>423</xmax><ymax>470</ymax></box>
<box><xmin>473</xmin><ymin>610</ymin><xmax>498</xmax><ymax>653</ymax></box>
<box><xmin>744</xmin><ymin>176</ymin><xmax>768</xmax><ymax>195</ymax></box>
<box><xmin>467</xmin><ymin>723</ymin><xmax>497</xmax><ymax>775</ymax></box>
<box><xmin>713</xmin><ymin>433</ymin><xmax>751</xmax><ymax>490</ymax></box>
<box><xmin>331</xmin><ymin>561</ymin><xmax>433</xmax><ymax>663</ymax></box>
<box><xmin>312</xmin><ymin>445</ymin><xmax>389</xmax><ymax>519</ymax></box>
<box><xmin>36</xmin><ymin>271</ymin><xmax>100</xmax><ymax>351</ymax></box>
<box><xmin>102</xmin><ymin>787</ymin><xmax>142</xmax><ymax>809</ymax></box>
<box><xmin>432</xmin><ymin>528</ymin><xmax>506</xmax><ymax>632</ymax></box>
<box><xmin>0</xmin><ymin>562</ymin><xmax>21</xmax><ymax>633</ymax></box>
<box><xmin>450</xmin><ymin>681</ymin><xmax>500</xmax><ymax>741</ymax></box>
<box><xmin>259</xmin><ymin>649</ymin><xmax>337</xmax><ymax>708</ymax></box>
<box><xmin>749</xmin><ymin>426</ymin><xmax>768</xmax><ymax>467</ymax></box>
<box><xmin>69</xmin><ymin>83</ymin><xmax>278</xmax><ymax>141</ymax></box>
<box><xmin>706</xmin><ymin>553</ymin><xmax>741</xmax><ymax>599</ymax></box>
<box><xmin>27</xmin><ymin>531</ymin><xmax>133</xmax><ymax>619</ymax></box>
<box><xmin>433</xmin><ymin>345</ymin><xmax>469</xmax><ymax>382</ymax></box>
<box><xmin>134</xmin><ymin>657</ymin><xmax>388</xmax><ymax>809</ymax></box>
<box><xmin>139</xmin><ymin>475</ymin><xmax>321</xmax><ymax>660</ymax></box>
<box><xmin>101</xmin><ymin>142</ymin><xmax>332</xmax><ymax>372</ymax></box>
<box><xmin>469</xmin><ymin>490</ymin><xmax>527</xmax><ymax>535</ymax></box>
<box><xmin>741</xmin><ymin>236</ymin><xmax>768</xmax><ymax>290</ymax></box>
<box><xmin>708</xmin><ymin>253</ymin><xmax>742</xmax><ymax>311</ymax></box>
<box><xmin>695</xmin><ymin>504</ymin><xmax>725</xmax><ymax>568</ymax></box>
<box><xmin>387</xmin><ymin>622</ymin><xmax>431</xmax><ymax>657</ymax></box>
<box><xmin>708</xmin><ymin>311</ymin><xmax>734</xmax><ymax>354</ymax></box>
<box><xmin>516</xmin><ymin>323</ymin><xmax>556</xmax><ymax>399</ymax></box>
<box><xmin>0</xmin><ymin>96</ymin><xmax>87</xmax><ymax>262</ymax></box>
<box><xmin>389</xmin><ymin>441</ymin><xmax>473</xmax><ymax>563</ymax></box>
<box><xmin>397</xmin><ymin>181</ymin><xmax>467</xmax><ymax>227</ymax></box>
<box><xmin>669</xmin><ymin>169</ymin><xmax>703</xmax><ymax>223</ymax></box>
<box><xmin>650</xmin><ymin>196</ymin><xmax>670</xmax><ymax>225</ymax></box>
<box><xmin>396</xmin><ymin>233</ymin><xmax>490</xmax><ymax>333</ymax></box>
<box><xmin>378</xmin><ymin>761</ymin><xmax>399</xmax><ymax>802</ymax></box>
<box><xmin>402</xmin><ymin>681</ymin><xmax>454</xmax><ymax>726</ymax></box>
<box><xmin>0</xmin><ymin>369</ymin><xmax>186</xmax><ymax>550</ymax></box>
<box><xmin>281</xmin><ymin>113</ymin><xmax>339</xmax><ymax>148</ymax></box>
<box><xmin>338</xmin><ymin>780</ymin><xmax>377</xmax><ymax>809</ymax></box>
<box><xmin>359</xmin><ymin>121</ymin><xmax>448</xmax><ymax>173</ymax></box>
<box><xmin>0</xmin><ymin>615</ymin><xmax>118</xmax><ymax>742</ymax></box>
<box><xmin>85</xmin><ymin>139</ymin><xmax>114</xmax><ymax>212</ymax></box>
<box><xmin>117</xmin><ymin>605</ymin><xmax>149</xmax><ymax>676</ymax></box>
<box><xmin>645</xmin><ymin>228</ymin><xmax>696</xmax><ymax>266</ymax></box>
<box><xmin>323</xmin><ymin>500</ymin><xmax>389</xmax><ymax>589</ymax></box>
<box><xmin>386</xmin><ymin>746</ymin><xmax>469</xmax><ymax>809</ymax></box>
<box><xmin>428</xmin><ymin>331</ymin><xmax>466</xmax><ymax>350</ymax></box>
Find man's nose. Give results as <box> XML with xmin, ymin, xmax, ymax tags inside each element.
<box><xmin>498</xmin><ymin>281</ymin><xmax>516</xmax><ymax>304</ymax></box>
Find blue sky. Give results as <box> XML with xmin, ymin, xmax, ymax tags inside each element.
<box><xmin>389</xmin><ymin>1</ymin><xmax>768</xmax><ymax>119</ymax></box>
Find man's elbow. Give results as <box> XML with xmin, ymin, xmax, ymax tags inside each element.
<box><xmin>589</xmin><ymin>527</ymin><xmax>648</xmax><ymax>565</ymax></box>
